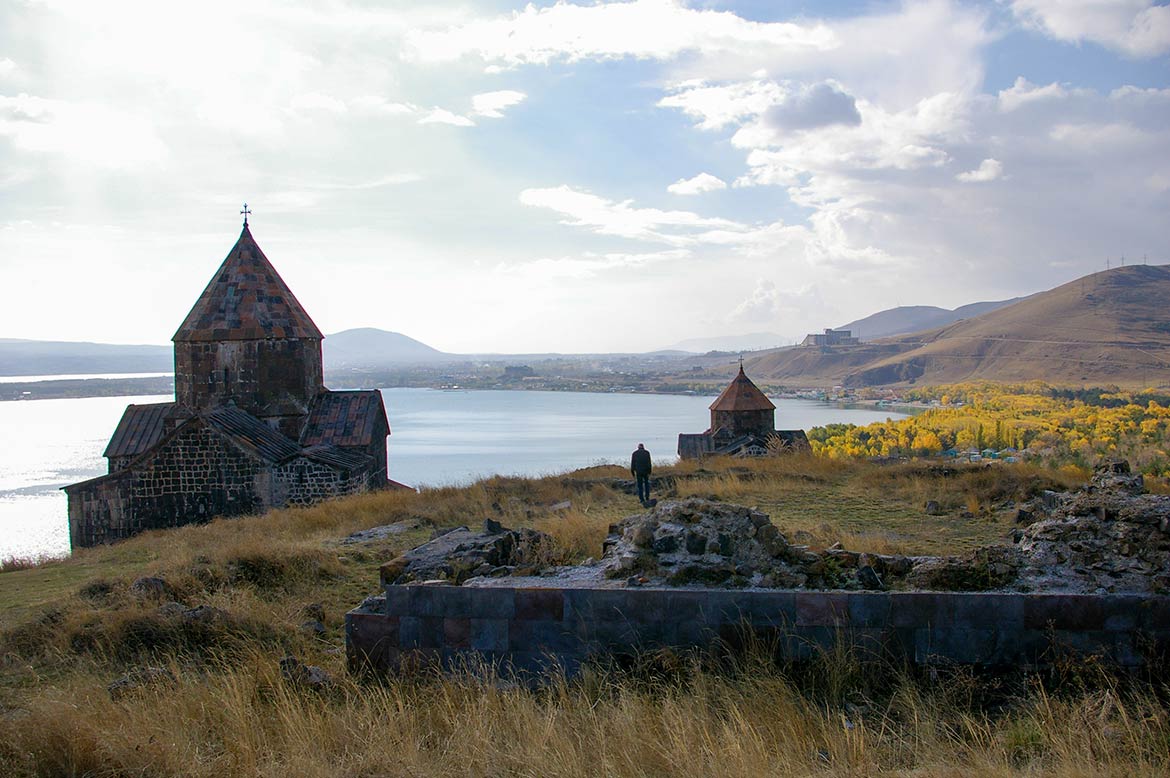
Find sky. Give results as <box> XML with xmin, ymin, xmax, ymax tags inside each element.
<box><xmin>1</xmin><ymin>0</ymin><xmax>1168</xmax><ymax>354</ymax></box>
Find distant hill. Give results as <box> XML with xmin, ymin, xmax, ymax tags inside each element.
<box><xmin>748</xmin><ymin>265</ymin><xmax>1170</xmax><ymax>387</ymax></box>
<box><xmin>664</xmin><ymin>332</ymin><xmax>789</xmax><ymax>353</ymax></box>
<box><xmin>837</xmin><ymin>298</ymin><xmax>1025</xmax><ymax>341</ymax></box>
<box><xmin>323</xmin><ymin>328</ymin><xmax>456</xmax><ymax>367</ymax></box>
<box><xmin>0</xmin><ymin>339</ymin><xmax>171</xmax><ymax>376</ymax></box>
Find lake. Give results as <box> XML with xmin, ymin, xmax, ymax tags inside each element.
<box><xmin>0</xmin><ymin>389</ymin><xmax>905</xmax><ymax>561</ymax></box>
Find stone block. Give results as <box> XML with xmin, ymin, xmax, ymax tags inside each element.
<box><xmin>846</xmin><ymin>593</ymin><xmax>894</xmax><ymax>628</ymax></box>
<box><xmin>444</xmin><ymin>617</ymin><xmax>471</xmax><ymax>649</ymax></box>
<box><xmin>949</xmin><ymin>593</ymin><xmax>1025</xmax><ymax>628</ymax></box>
<box><xmin>514</xmin><ymin>589</ymin><xmax>564</xmax><ymax>621</ymax></box>
<box><xmin>470</xmin><ymin>619</ymin><xmax>509</xmax><ymax>652</ymax></box>
<box><xmin>697</xmin><ymin>590</ymin><xmax>746</xmax><ymax>626</ymax></box>
<box><xmin>916</xmin><ymin>628</ymin><xmax>1004</xmax><ymax>665</ymax></box>
<box><xmin>795</xmin><ymin>592</ymin><xmax>850</xmax><ymax>626</ymax></box>
<box><xmin>564</xmin><ymin>589</ymin><xmax>630</xmax><ymax>623</ymax></box>
<box><xmin>399</xmin><ymin>616</ymin><xmax>444</xmax><ymax>649</ymax></box>
<box><xmin>1025</xmin><ymin>595</ymin><xmax>1107</xmax><ymax>630</ymax></box>
<box><xmin>383</xmin><ymin>587</ymin><xmax>413</xmax><ymax>617</ymax></box>
<box><xmin>509</xmin><ymin>619</ymin><xmax>580</xmax><ymax>654</ymax></box>
<box><xmin>468</xmin><ymin>588</ymin><xmax>516</xmax><ymax>620</ymax></box>
<box><xmin>659</xmin><ymin>590</ymin><xmax>709</xmax><ymax>623</ymax></box>
<box><xmin>1139</xmin><ymin>596</ymin><xmax>1170</xmax><ymax>631</ymax></box>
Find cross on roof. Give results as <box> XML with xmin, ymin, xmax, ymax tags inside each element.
<box><xmin>240</xmin><ymin>202</ymin><xmax>251</xmax><ymax>226</ymax></box>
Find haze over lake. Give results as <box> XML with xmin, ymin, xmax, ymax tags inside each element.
<box><xmin>0</xmin><ymin>388</ymin><xmax>905</xmax><ymax>561</ymax></box>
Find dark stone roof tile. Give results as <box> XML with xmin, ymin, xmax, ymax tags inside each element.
<box><xmin>301</xmin><ymin>390</ymin><xmax>389</xmax><ymax>448</ymax></box>
<box><xmin>709</xmin><ymin>366</ymin><xmax>776</xmax><ymax>412</ymax></box>
<box><xmin>103</xmin><ymin>403</ymin><xmax>175</xmax><ymax>459</ymax></box>
<box><xmin>205</xmin><ymin>405</ymin><xmax>301</xmax><ymax>463</ymax></box>
<box><xmin>173</xmin><ymin>225</ymin><xmax>322</xmax><ymax>343</ymax></box>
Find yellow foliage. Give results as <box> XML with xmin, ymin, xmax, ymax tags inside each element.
<box><xmin>809</xmin><ymin>383</ymin><xmax>1170</xmax><ymax>476</ymax></box>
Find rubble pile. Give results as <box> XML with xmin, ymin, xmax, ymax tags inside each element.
<box><xmin>1010</xmin><ymin>460</ymin><xmax>1170</xmax><ymax>594</ymax></box>
<box><xmin>380</xmin><ymin>519</ymin><xmax>554</xmax><ymax>585</ymax></box>
<box><xmin>600</xmin><ymin>499</ymin><xmax>908</xmax><ymax>590</ymax></box>
<box><xmin>386</xmin><ymin>461</ymin><xmax>1168</xmax><ymax>594</ymax></box>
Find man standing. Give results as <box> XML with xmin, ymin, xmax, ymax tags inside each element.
<box><xmin>631</xmin><ymin>443</ymin><xmax>652</xmax><ymax>506</ymax></box>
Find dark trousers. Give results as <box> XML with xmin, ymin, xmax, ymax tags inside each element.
<box><xmin>635</xmin><ymin>474</ymin><xmax>651</xmax><ymax>503</ymax></box>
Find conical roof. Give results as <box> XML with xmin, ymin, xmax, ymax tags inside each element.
<box><xmin>709</xmin><ymin>366</ymin><xmax>775</xmax><ymax>412</ymax></box>
<box><xmin>173</xmin><ymin>225</ymin><xmax>323</xmax><ymax>342</ymax></box>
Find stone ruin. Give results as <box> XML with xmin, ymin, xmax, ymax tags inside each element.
<box><xmin>377</xmin><ymin>461</ymin><xmax>1169</xmax><ymax>596</ymax></box>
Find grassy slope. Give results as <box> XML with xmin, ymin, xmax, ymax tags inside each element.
<box><xmin>749</xmin><ymin>265</ymin><xmax>1170</xmax><ymax>387</ymax></box>
<box><xmin>8</xmin><ymin>456</ymin><xmax>1166</xmax><ymax>778</ymax></box>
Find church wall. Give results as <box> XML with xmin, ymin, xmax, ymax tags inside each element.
<box><xmin>68</xmin><ymin>478</ymin><xmax>132</xmax><ymax>548</ymax></box>
<box><xmin>711</xmin><ymin>408</ymin><xmax>775</xmax><ymax>437</ymax></box>
<box><xmin>129</xmin><ymin>424</ymin><xmax>265</xmax><ymax>526</ymax></box>
<box><xmin>175</xmin><ymin>338</ymin><xmax>323</xmax><ymax>417</ymax></box>
<box><xmin>273</xmin><ymin>457</ymin><xmax>373</xmax><ymax>507</ymax></box>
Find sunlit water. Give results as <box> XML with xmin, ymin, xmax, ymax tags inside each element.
<box><xmin>0</xmin><ymin>389</ymin><xmax>905</xmax><ymax>561</ymax></box>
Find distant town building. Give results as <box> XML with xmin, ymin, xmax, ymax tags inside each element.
<box><xmin>801</xmin><ymin>328</ymin><xmax>860</xmax><ymax>347</ymax></box>
<box><xmin>65</xmin><ymin>221</ymin><xmax>400</xmax><ymax>548</ymax></box>
<box><xmin>677</xmin><ymin>366</ymin><xmax>810</xmax><ymax>459</ymax></box>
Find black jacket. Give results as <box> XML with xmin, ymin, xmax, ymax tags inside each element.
<box><xmin>631</xmin><ymin>448</ymin><xmax>652</xmax><ymax>476</ymax></box>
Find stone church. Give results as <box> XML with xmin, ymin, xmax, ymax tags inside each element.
<box><xmin>677</xmin><ymin>366</ymin><xmax>810</xmax><ymax>459</ymax></box>
<box><xmin>65</xmin><ymin>222</ymin><xmax>394</xmax><ymax>548</ymax></box>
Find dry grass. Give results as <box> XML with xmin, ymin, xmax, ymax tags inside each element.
<box><xmin>3</xmin><ymin>455</ymin><xmax>1162</xmax><ymax>776</ymax></box>
<box><xmin>2</xmin><ymin>648</ymin><xmax>1167</xmax><ymax>777</ymax></box>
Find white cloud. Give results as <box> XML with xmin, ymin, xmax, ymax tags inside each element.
<box><xmin>730</xmin><ymin>279</ymin><xmax>781</xmax><ymax>323</ymax></box>
<box><xmin>471</xmin><ymin>90</ymin><xmax>527</xmax><ymax>118</ymax></box>
<box><xmin>1010</xmin><ymin>0</ymin><xmax>1170</xmax><ymax>57</ymax></box>
<box><xmin>495</xmin><ymin>249</ymin><xmax>691</xmax><ymax>280</ymax></box>
<box><xmin>418</xmin><ymin>108</ymin><xmax>475</xmax><ymax>127</ymax></box>
<box><xmin>764</xmin><ymin>81</ymin><xmax>861</xmax><ymax>131</ymax></box>
<box><xmin>957</xmin><ymin>158</ymin><xmax>1003</xmax><ymax>182</ymax></box>
<box><xmin>658</xmin><ymin>79</ymin><xmax>784</xmax><ymax>131</ymax></box>
<box><xmin>0</xmin><ymin>93</ymin><xmax>167</xmax><ymax>167</ymax></box>
<box><xmin>290</xmin><ymin>92</ymin><xmax>349</xmax><ymax>114</ymax></box>
<box><xmin>404</xmin><ymin>0</ymin><xmax>837</xmax><ymax>65</ymax></box>
<box><xmin>350</xmin><ymin>96</ymin><xmax>417</xmax><ymax>116</ymax></box>
<box><xmin>998</xmin><ymin>77</ymin><xmax>1071</xmax><ymax>111</ymax></box>
<box><xmin>667</xmin><ymin>172</ymin><xmax>727</xmax><ymax>195</ymax></box>
<box><xmin>0</xmin><ymin>58</ymin><xmax>15</xmax><ymax>78</ymax></box>
<box><xmin>519</xmin><ymin>185</ymin><xmax>744</xmax><ymax>245</ymax></box>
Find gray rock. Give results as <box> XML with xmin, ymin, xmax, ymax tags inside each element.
<box><xmin>182</xmin><ymin>605</ymin><xmax>229</xmax><ymax>625</ymax></box>
<box><xmin>156</xmin><ymin>601</ymin><xmax>187</xmax><ymax>618</ymax></box>
<box><xmin>380</xmin><ymin>522</ymin><xmax>554</xmax><ymax>585</ymax></box>
<box><xmin>279</xmin><ymin>656</ymin><xmax>333</xmax><ymax>690</ymax></box>
<box><xmin>300</xmin><ymin>620</ymin><xmax>326</xmax><ymax>635</ymax></box>
<box><xmin>130</xmin><ymin>576</ymin><xmax>168</xmax><ymax>599</ymax></box>
<box><xmin>341</xmin><ymin>520</ymin><xmax>420</xmax><ymax>544</ymax></box>
<box><xmin>924</xmin><ymin>500</ymin><xmax>942</xmax><ymax>515</ymax></box>
<box><xmin>856</xmin><ymin>565</ymin><xmax>884</xmax><ymax>591</ymax></box>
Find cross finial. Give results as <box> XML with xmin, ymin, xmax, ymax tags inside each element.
<box><xmin>739</xmin><ymin>354</ymin><xmax>744</xmax><ymax>369</ymax></box>
<box><xmin>240</xmin><ymin>202</ymin><xmax>251</xmax><ymax>226</ymax></box>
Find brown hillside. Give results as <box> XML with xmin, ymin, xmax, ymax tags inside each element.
<box><xmin>749</xmin><ymin>265</ymin><xmax>1170</xmax><ymax>387</ymax></box>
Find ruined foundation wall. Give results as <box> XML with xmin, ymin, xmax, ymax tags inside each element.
<box><xmin>347</xmin><ymin>585</ymin><xmax>1170</xmax><ymax>675</ymax></box>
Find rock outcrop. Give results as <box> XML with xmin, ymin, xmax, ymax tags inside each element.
<box><xmin>387</xmin><ymin>460</ymin><xmax>1168</xmax><ymax>594</ymax></box>
<box><xmin>1010</xmin><ymin>460</ymin><xmax>1170</xmax><ymax>594</ymax></box>
<box><xmin>379</xmin><ymin>520</ymin><xmax>554</xmax><ymax>585</ymax></box>
<box><xmin>599</xmin><ymin>499</ymin><xmax>908</xmax><ymax>590</ymax></box>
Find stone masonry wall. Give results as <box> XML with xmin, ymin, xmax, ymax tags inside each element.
<box><xmin>273</xmin><ymin>457</ymin><xmax>372</xmax><ymax>507</ymax></box>
<box><xmin>175</xmin><ymin>338</ymin><xmax>323</xmax><ymax>423</ymax></box>
<box><xmin>347</xmin><ymin>585</ymin><xmax>1170</xmax><ymax>676</ymax></box>
<box><xmin>128</xmin><ymin>423</ymin><xmax>262</xmax><ymax>526</ymax></box>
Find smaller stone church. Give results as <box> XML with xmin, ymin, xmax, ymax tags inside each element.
<box><xmin>677</xmin><ymin>366</ymin><xmax>810</xmax><ymax>458</ymax></box>
<box><xmin>66</xmin><ymin>221</ymin><xmax>397</xmax><ymax>548</ymax></box>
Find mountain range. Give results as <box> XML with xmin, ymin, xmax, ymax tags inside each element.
<box><xmin>836</xmin><ymin>298</ymin><xmax>1026</xmax><ymax>341</ymax></box>
<box><xmin>5</xmin><ymin>265</ymin><xmax>1168</xmax><ymax>387</ymax></box>
<box><xmin>746</xmin><ymin>265</ymin><xmax>1170</xmax><ymax>387</ymax></box>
